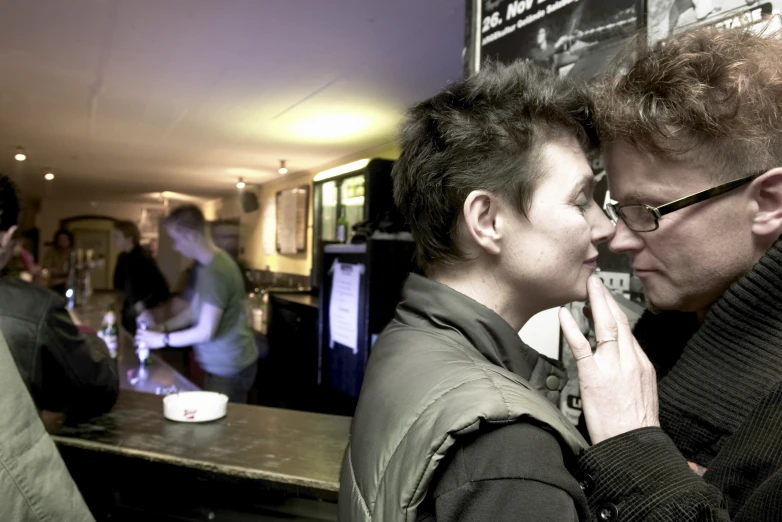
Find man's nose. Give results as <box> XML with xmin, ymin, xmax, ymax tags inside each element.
<box><xmin>591</xmin><ymin>207</ymin><xmax>615</xmax><ymax>245</ymax></box>
<box><xmin>609</xmin><ymin>219</ymin><xmax>645</xmax><ymax>254</ymax></box>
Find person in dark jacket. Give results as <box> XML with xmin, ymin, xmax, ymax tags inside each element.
<box><xmin>0</xmin><ymin>175</ymin><xmax>118</xmax><ymax>431</ymax></box>
<box><xmin>112</xmin><ymin>219</ymin><xmax>170</xmax><ymax>334</ymax></box>
<box><xmin>560</xmin><ymin>27</ymin><xmax>782</xmax><ymax>521</ymax></box>
<box><xmin>339</xmin><ymin>61</ymin><xmax>615</xmax><ymax>521</ymax></box>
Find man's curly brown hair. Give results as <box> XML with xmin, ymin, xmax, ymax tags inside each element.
<box><xmin>594</xmin><ymin>26</ymin><xmax>782</xmax><ymax>181</ymax></box>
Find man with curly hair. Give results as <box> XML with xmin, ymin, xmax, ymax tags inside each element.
<box><xmin>565</xmin><ymin>27</ymin><xmax>782</xmax><ymax>521</ymax></box>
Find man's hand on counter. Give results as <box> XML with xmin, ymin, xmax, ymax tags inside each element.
<box><xmin>135</xmin><ymin>329</ymin><xmax>167</xmax><ymax>349</ymax></box>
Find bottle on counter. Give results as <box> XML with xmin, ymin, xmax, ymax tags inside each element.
<box><xmin>136</xmin><ymin>323</ymin><xmax>151</xmax><ymax>366</ymax></box>
<box><xmin>100</xmin><ymin>304</ymin><xmax>119</xmax><ymax>357</ymax></box>
<box><xmin>65</xmin><ymin>250</ymin><xmax>78</xmax><ymax>309</ymax></box>
<box><xmin>336</xmin><ymin>205</ymin><xmax>349</xmax><ymax>243</ymax></box>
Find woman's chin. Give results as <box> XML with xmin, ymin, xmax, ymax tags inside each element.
<box><xmin>566</xmin><ymin>285</ymin><xmax>589</xmax><ymax>304</ymax></box>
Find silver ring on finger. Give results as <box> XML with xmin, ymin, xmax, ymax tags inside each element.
<box><xmin>575</xmin><ymin>352</ymin><xmax>594</xmax><ymax>361</ymax></box>
<box><xmin>596</xmin><ymin>337</ymin><xmax>618</xmax><ymax>346</ymax></box>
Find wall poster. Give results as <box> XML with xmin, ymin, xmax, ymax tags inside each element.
<box><xmin>647</xmin><ymin>0</ymin><xmax>782</xmax><ymax>44</ymax></box>
<box><xmin>473</xmin><ymin>0</ymin><xmax>643</xmax><ymax>79</ymax></box>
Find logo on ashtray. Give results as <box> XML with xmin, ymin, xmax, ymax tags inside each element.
<box><xmin>183</xmin><ymin>409</ymin><xmax>198</xmax><ymax>420</ymax></box>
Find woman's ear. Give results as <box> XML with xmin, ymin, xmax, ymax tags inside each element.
<box><xmin>462</xmin><ymin>191</ymin><xmax>501</xmax><ymax>256</ymax></box>
<box><xmin>750</xmin><ymin>169</ymin><xmax>782</xmax><ymax>239</ymax></box>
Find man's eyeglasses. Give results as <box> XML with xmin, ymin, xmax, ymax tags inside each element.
<box><xmin>604</xmin><ymin>172</ymin><xmax>762</xmax><ymax>232</ymax></box>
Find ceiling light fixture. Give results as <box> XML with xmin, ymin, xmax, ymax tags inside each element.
<box><xmin>14</xmin><ymin>147</ymin><xmax>26</xmax><ymax>162</ymax></box>
<box><xmin>44</xmin><ymin>172</ymin><xmax>55</xmax><ymax>181</ymax></box>
<box><xmin>236</xmin><ymin>177</ymin><xmax>246</xmax><ymax>189</ymax></box>
<box><xmin>278</xmin><ymin>160</ymin><xmax>288</xmax><ymax>175</ymax></box>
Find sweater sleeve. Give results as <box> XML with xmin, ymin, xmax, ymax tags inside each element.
<box><xmin>576</xmin><ymin>427</ymin><xmax>729</xmax><ymax>521</ymax></box>
<box><xmin>427</xmin><ymin>422</ymin><xmax>589</xmax><ymax>522</ymax></box>
<box><xmin>577</xmin><ymin>379</ymin><xmax>782</xmax><ymax>522</ymax></box>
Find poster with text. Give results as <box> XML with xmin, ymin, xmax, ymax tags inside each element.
<box><xmin>477</xmin><ymin>0</ymin><xmax>643</xmax><ymax>80</ymax></box>
<box><xmin>647</xmin><ymin>0</ymin><xmax>782</xmax><ymax>44</ymax></box>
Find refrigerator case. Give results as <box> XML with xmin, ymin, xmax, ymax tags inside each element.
<box><xmin>311</xmin><ymin>158</ymin><xmax>398</xmax><ymax>290</ymax></box>
<box><xmin>318</xmin><ymin>238</ymin><xmax>416</xmax><ymax>414</ymax></box>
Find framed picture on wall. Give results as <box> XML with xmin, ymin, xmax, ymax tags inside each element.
<box><xmin>276</xmin><ymin>185</ymin><xmax>309</xmax><ymax>255</ymax></box>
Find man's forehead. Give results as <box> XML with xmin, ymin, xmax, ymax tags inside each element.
<box><xmin>604</xmin><ymin>144</ymin><xmax>711</xmax><ymax>201</ymax></box>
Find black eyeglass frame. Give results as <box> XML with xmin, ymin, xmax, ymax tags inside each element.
<box><xmin>604</xmin><ymin>172</ymin><xmax>763</xmax><ymax>232</ymax></box>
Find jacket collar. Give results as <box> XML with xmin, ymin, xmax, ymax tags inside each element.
<box><xmin>650</xmin><ymin>237</ymin><xmax>782</xmax><ymax>463</ymax></box>
<box><xmin>397</xmin><ymin>274</ymin><xmax>566</xmax><ymax>395</ymax></box>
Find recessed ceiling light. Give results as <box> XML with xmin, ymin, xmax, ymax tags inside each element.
<box><xmin>14</xmin><ymin>147</ymin><xmax>26</xmax><ymax>162</ymax></box>
<box><xmin>44</xmin><ymin>172</ymin><xmax>55</xmax><ymax>181</ymax></box>
<box><xmin>236</xmin><ymin>177</ymin><xmax>246</xmax><ymax>189</ymax></box>
<box><xmin>278</xmin><ymin>160</ymin><xmax>288</xmax><ymax>175</ymax></box>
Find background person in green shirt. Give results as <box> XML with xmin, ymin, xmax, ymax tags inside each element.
<box><xmin>136</xmin><ymin>204</ymin><xmax>258</xmax><ymax>403</ymax></box>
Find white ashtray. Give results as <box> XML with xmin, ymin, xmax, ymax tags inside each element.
<box><xmin>163</xmin><ymin>391</ymin><xmax>228</xmax><ymax>423</ymax></box>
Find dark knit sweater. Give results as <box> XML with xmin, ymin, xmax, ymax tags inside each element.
<box><xmin>576</xmin><ymin>238</ymin><xmax>782</xmax><ymax>521</ymax></box>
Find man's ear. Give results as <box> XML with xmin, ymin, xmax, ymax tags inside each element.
<box><xmin>750</xmin><ymin>169</ymin><xmax>782</xmax><ymax>239</ymax></box>
<box><xmin>462</xmin><ymin>191</ymin><xmax>501</xmax><ymax>256</ymax></box>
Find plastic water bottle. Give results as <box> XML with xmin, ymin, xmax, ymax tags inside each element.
<box><xmin>136</xmin><ymin>323</ymin><xmax>150</xmax><ymax>365</ymax></box>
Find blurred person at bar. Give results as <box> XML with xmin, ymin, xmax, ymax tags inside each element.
<box><xmin>0</xmin><ymin>174</ymin><xmax>118</xmax><ymax>432</ymax></box>
<box><xmin>0</xmin><ymin>331</ymin><xmax>95</xmax><ymax>521</ymax></box>
<box><xmin>135</xmin><ymin>204</ymin><xmax>258</xmax><ymax>403</ymax></box>
<box><xmin>41</xmin><ymin>227</ymin><xmax>75</xmax><ymax>294</ymax></box>
<box><xmin>340</xmin><ymin>61</ymin><xmax>614</xmax><ymax>521</ymax></box>
<box><xmin>112</xmin><ymin>219</ymin><xmax>170</xmax><ymax>334</ymax></box>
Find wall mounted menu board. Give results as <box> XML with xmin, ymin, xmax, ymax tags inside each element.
<box><xmin>276</xmin><ymin>185</ymin><xmax>309</xmax><ymax>254</ymax></box>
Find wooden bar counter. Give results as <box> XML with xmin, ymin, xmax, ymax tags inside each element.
<box><xmin>57</xmin><ymin>294</ymin><xmax>351</xmax><ymax>521</ymax></box>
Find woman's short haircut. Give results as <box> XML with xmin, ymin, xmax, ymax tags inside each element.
<box><xmin>392</xmin><ymin>59</ymin><xmax>598</xmax><ymax>275</ymax></box>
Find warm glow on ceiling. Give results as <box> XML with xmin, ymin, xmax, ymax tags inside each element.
<box><xmin>291</xmin><ymin>113</ymin><xmax>372</xmax><ymax>141</ymax></box>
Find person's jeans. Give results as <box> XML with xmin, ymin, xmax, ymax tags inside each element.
<box><xmin>203</xmin><ymin>361</ymin><xmax>258</xmax><ymax>404</ymax></box>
